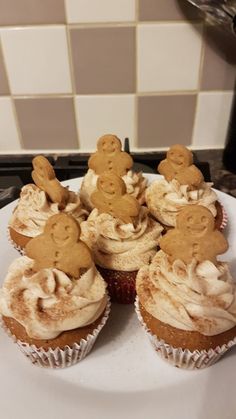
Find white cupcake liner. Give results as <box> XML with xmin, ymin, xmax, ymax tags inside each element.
<box><xmin>135</xmin><ymin>298</ymin><xmax>236</xmax><ymax>370</ymax></box>
<box><xmin>0</xmin><ymin>298</ymin><xmax>111</xmax><ymax>369</ymax></box>
<box><xmin>7</xmin><ymin>227</ymin><xmax>26</xmax><ymax>255</ymax></box>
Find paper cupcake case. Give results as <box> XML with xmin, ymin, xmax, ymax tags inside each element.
<box><xmin>135</xmin><ymin>298</ymin><xmax>236</xmax><ymax>370</ymax></box>
<box><xmin>96</xmin><ymin>266</ymin><xmax>137</xmax><ymax>304</ymax></box>
<box><xmin>106</xmin><ymin>277</ymin><xmax>136</xmax><ymax>304</ymax></box>
<box><xmin>219</xmin><ymin>201</ymin><xmax>228</xmax><ymax>231</ymax></box>
<box><xmin>0</xmin><ymin>299</ymin><xmax>111</xmax><ymax>369</ymax></box>
<box><xmin>7</xmin><ymin>227</ymin><xmax>25</xmax><ymax>256</ymax></box>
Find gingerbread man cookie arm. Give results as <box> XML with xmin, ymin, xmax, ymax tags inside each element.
<box><xmin>76</xmin><ymin>242</ymin><xmax>93</xmax><ymax>269</ymax></box>
<box><xmin>175</xmin><ymin>165</ymin><xmax>204</xmax><ymax>188</ymax></box>
<box><xmin>25</xmin><ymin>235</ymin><xmax>52</xmax><ymax>271</ymax></box>
<box><xmin>88</xmin><ymin>153</ymin><xmax>98</xmax><ymax>172</ymax></box>
<box><xmin>120</xmin><ymin>195</ymin><xmax>140</xmax><ymax>217</ymax></box>
<box><xmin>120</xmin><ymin>152</ymin><xmax>133</xmax><ymax>173</ymax></box>
<box><xmin>158</xmin><ymin>160</ymin><xmax>175</xmax><ymax>182</ymax></box>
<box><xmin>159</xmin><ymin>230</ymin><xmax>180</xmax><ymax>258</ymax></box>
<box><xmin>213</xmin><ymin>230</ymin><xmax>229</xmax><ymax>256</ymax></box>
<box><xmin>113</xmin><ymin>195</ymin><xmax>140</xmax><ymax>224</ymax></box>
<box><xmin>90</xmin><ymin>190</ymin><xmax>107</xmax><ymax>214</ymax></box>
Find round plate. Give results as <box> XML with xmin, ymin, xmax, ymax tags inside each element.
<box><xmin>0</xmin><ymin>174</ymin><xmax>235</xmax><ymax>419</ymax></box>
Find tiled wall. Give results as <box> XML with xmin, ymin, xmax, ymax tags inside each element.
<box><xmin>0</xmin><ymin>0</ymin><xmax>235</xmax><ymax>153</ymax></box>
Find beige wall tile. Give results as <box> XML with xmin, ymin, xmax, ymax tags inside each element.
<box><xmin>75</xmin><ymin>95</ymin><xmax>135</xmax><ymax>150</ymax></box>
<box><xmin>201</xmin><ymin>26</ymin><xmax>236</xmax><ymax>91</ymax></box>
<box><xmin>66</xmin><ymin>0</ymin><xmax>135</xmax><ymax>23</ymax></box>
<box><xmin>70</xmin><ymin>27</ymin><xmax>135</xmax><ymax>94</ymax></box>
<box><xmin>138</xmin><ymin>94</ymin><xmax>197</xmax><ymax>147</ymax></box>
<box><xmin>15</xmin><ymin>98</ymin><xmax>78</xmax><ymax>149</ymax></box>
<box><xmin>0</xmin><ymin>42</ymin><xmax>9</xmax><ymax>95</ymax></box>
<box><xmin>0</xmin><ymin>97</ymin><xmax>21</xmax><ymax>150</ymax></box>
<box><xmin>139</xmin><ymin>0</ymin><xmax>201</xmax><ymax>21</ymax></box>
<box><xmin>0</xmin><ymin>0</ymin><xmax>65</xmax><ymax>25</ymax></box>
<box><xmin>193</xmin><ymin>92</ymin><xmax>233</xmax><ymax>147</ymax></box>
<box><xmin>1</xmin><ymin>26</ymin><xmax>72</xmax><ymax>95</ymax></box>
<box><xmin>138</xmin><ymin>23</ymin><xmax>203</xmax><ymax>92</ymax></box>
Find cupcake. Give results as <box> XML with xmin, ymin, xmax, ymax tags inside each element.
<box><xmin>80</xmin><ymin>134</ymin><xmax>147</xmax><ymax>211</ymax></box>
<box><xmin>146</xmin><ymin>144</ymin><xmax>226</xmax><ymax>231</ymax></box>
<box><xmin>9</xmin><ymin>155</ymin><xmax>88</xmax><ymax>252</ymax></box>
<box><xmin>0</xmin><ymin>213</ymin><xmax>110</xmax><ymax>368</ymax></box>
<box><xmin>136</xmin><ymin>205</ymin><xmax>236</xmax><ymax>369</ymax></box>
<box><xmin>81</xmin><ymin>172</ymin><xmax>163</xmax><ymax>304</ymax></box>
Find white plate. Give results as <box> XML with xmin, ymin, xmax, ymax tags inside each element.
<box><xmin>0</xmin><ymin>174</ymin><xmax>236</xmax><ymax>419</ymax></box>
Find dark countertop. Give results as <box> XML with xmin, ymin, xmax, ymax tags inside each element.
<box><xmin>194</xmin><ymin>149</ymin><xmax>236</xmax><ymax>198</ymax></box>
<box><xmin>0</xmin><ymin>148</ymin><xmax>236</xmax><ymax>208</ymax></box>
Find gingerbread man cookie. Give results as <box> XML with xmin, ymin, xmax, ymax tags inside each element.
<box><xmin>32</xmin><ymin>155</ymin><xmax>69</xmax><ymax>205</ymax></box>
<box><xmin>160</xmin><ymin>205</ymin><xmax>228</xmax><ymax>265</ymax></box>
<box><xmin>25</xmin><ymin>213</ymin><xmax>92</xmax><ymax>278</ymax></box>
<box><xmin>88</xmin><ymin>134</ymin><xmax>133</xmax><ymax>177</ymax></box>
<box><xmin>91</xmin><ymin>172</ymin><xmax>140</xmax><ymax>224</ymax></box>
<box><xmin>158</xmin><ymin>144</ymin><xmax>204</xmax><ymax>188</ymax></box>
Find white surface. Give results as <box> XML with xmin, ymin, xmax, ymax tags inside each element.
<box><xmin>137</xmin><ymin>23</ymin><xmax>203</xmax><ymax>92</ymax></box>
<box><xmin>0</xmin><ymin>97</ymin><xmax>21</xmax><ymax>150</ymax></box>
<box><xmin>1</xmin><ymin>174</ymin><xmax>236</xmax><ymax>419</ymax></box>
<box><xmin>65</xmin><ymin>0</ymin><xmax>136</xmax><ymax>23</ymax></box>
<box><xmin>193</xmin><ymin>92</ymin><xmax>234</xmax><ymax>147</ymax></box>
<box><xmin>75</xmin><ymin>95</ymin><xmax>136</xmax><ymax>149</ymax></box>
<box><xmin>0</xmin><ymin>26</ymin><xmax>72</xmax><ymax>95</ymax></box>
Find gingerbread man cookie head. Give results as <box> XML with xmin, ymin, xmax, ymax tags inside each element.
<box><xmin>45</xmin><ymin>213</ymin><xmax>80</xmax><ymax>247</ymax></box>
<box><xmin>177</xmin><ymin>205</ymin><xmax>215</xmax><ymax>237</ymax></box>
<box><xmin>32</xmin><ymin>155</ymin><xmax>55</xmax><ymax>183</ymax></box>
<box><xmin>97</xmin><ymin>134</ymin><xmax>122</xmax><ymax>155</ymax></box>
<box><xmin>167</xmin><ymin>144</ymin><xmax>193</xmax><ymax>169</ymax></box>
<box><xmin>97</xmin><ymin>172</ymin><xmax>126</xmax><ymax>198</ymax></box>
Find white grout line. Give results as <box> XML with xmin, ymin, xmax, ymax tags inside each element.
<box><xmin>0</xmin><ymin>145</ymin><xmax>224</xmax><ymax>155</ymax></box>
<box><xmin>191</xmin><ymin>23</ymin><xmax>206</xmax><ymax>146</ymax></box>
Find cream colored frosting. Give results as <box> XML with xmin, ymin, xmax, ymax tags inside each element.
<box><xmin>0</xmin><ymin>256</ymin><xmax>108</xmax><ymax>339</ymax></box>
<box><xmin>146</xmin><ymin>178</ymin><xmax>218</xmax><ymax>227</ymax></box>
<box><xmin>80</xmin><ymin>207</ymin><xmax>163</xmax><ymax>271</ymax></box>
<box><xmin>136</xmin><ymin>250</ymin><xmax>236</xmax><ymax>336</ymax></box>
<box><xmin>80</xmin><ymin>169</ymin><xmax>147</xmax><ymax>211</ymax></box>
<box><xmin>9</xmin><ymin>184</ymin><xmax>88</xmax><ymax>237</ymax></box>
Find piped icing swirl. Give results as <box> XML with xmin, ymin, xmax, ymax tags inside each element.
<box><xmin>146</xmin><ymin>178</ymin><xmax>218</xmax><ymax>227</ymax></box>
<box><xmin>9</xmin><ymin>184</ymin><xmax>88</xmax><ymax>237</ymax></box>
<box><xmin>136</xmin><ymin>250</ymin><xmax>236</xmax><ymax>336</ymax></box>
<box><xmin>80</xmin><ymin>169</ymin><xmax>147</xmax><ymax>211</ymax></box>
<box><xmin>0</xmin><ymin>256</ymin><xmax>107</xmax><ymax>339</ymax></box>
<box><xmin>80</xmin><ymin>206</ymin><xmax>163</xmax><ymax>271</ymax></box>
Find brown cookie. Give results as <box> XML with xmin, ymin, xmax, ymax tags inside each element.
<box><xmin>25</xmin><ymin>213</ymin><xmax>92</xmax><ymax>278</ymax></box>
<box><xmin>91</xmin><ymin>172</ymin><xmax>140</xmax><ymax>224</ymax></box>
<box><xmin>32</xmin><ymin>155</ymin><xmax>69</xmax><ymax>205</ymax></box>
<box><xmin>88</xmin><ymin>134</ymin><xmax>133</xmax><ymax>176</ymax></box>
<box><xmin>158</xmin><ymin>144</ymin><xmax>204</xmax><ymax>188</ymax></box>
<box><xmin>159</xmin><ymin>205</ymin><xmax>228</xmax><ymax>265</ymax></box>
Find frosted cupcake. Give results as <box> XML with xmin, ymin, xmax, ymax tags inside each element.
<box><xmin>0</xmin><ymin>213</ymin><xmax>109</xmax><ymax>368</ymax></box>
<box><xmin>80</xmin><ymin>134</ymin><xmax>147</xmax><ymax>211</ymax></box>
<box><xmin>136</xmin><ymin>205</ymin><xmax>236</xmax><ymax>369</ymax></box>
<box><xmin>146</xmin><ymin>145</ymin><xmax>226</xmax><ymax>230</ymax></box>
<box><xmin>81</xmin><ymin>172</ymin><xmax>163</xmax><ymax>304</ymax></box>
<box><xmin>9</xmin><ymin>155</ymin><xmax>88</xmax><ymax>252</ymax></box>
